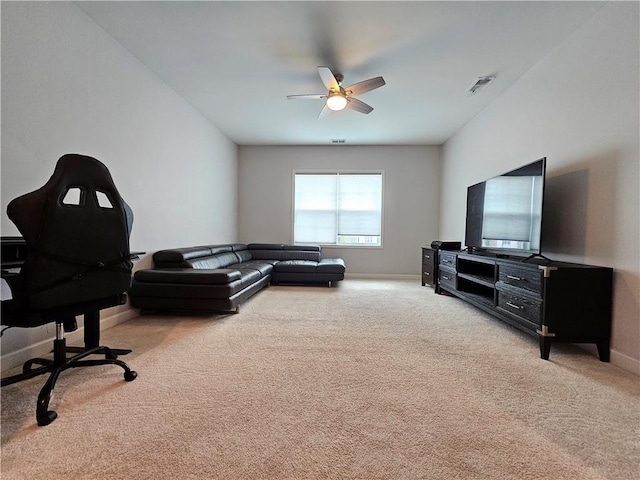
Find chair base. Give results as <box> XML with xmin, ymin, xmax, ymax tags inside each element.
<box><xmin>1</xmin><ymin>338</ymin><xmax>137</xmax><ymax>426</ymax></box>
<box><xmin>66</xmin><ymin>345</ymin><xmax>132</xmax><ymax>358</ymax></box>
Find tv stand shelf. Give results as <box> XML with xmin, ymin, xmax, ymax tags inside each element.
<box><xmin>436</xmin><ymin>251</ymin><xmax>613</xmax><ymax>361</ymax></box>
<box><xmin>457</xmin><ymin>273</ymin><xmax>494</xmax><ymax>288</ymax></box>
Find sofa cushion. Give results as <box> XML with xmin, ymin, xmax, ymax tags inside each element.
<box><xmin>236</xmin><ymin>268</ymin><xmax>262</xmax><ymax>288</ymax></box>
<box><xmin>227</xmin><ymin>260</ymin><xmax>274</xmax><ymax>277</ymax></box>
<box><xmin>185</xmin><ymin>251</ymin><xmax>239</xmax><ymax>269</ymax></box>
<box><xmin>229</xmin><ymin>243</ymin><xmax>250</xmax><ymax>253</ymax></box>
<box><xmin>250</xmin><ymin>248</ymin><xmax>320</xmax><ymax>262</ymax></box>
<box><xmin>208</xmin><ymin>244</ymin><xmax>237</xmax><ymax>255</ymax></box>
<box><xmin>134</xmin><ymin>268</ymin><xmax>241</xmax><ymax>284</ymax></box>
<box><xmin>234</xmin><ymin>249</ymin><xmax>253</xmax><ymax>263</ymax></box>
<box><xmin>272</xmin><ymin>260</ymin><xmax>318</xmax><ymax>273</ymax></box>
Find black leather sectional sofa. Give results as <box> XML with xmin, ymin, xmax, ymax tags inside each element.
<box><xmin>129</xmin><ymin>243</ymin><xmax>345</xmax><ymax>313</ymax></box>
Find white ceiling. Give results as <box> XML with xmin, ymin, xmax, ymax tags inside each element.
<box><xmin>76</xmin><ymin>1</ymin><xmax>603</xmax><ymax>146</ymax></box>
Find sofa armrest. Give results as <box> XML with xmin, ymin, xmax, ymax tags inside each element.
<box><xmin>153</xmin><ymin>247</ymin><xmax>215</xmax><ymax>264</ymax></box>
<box><xmin>133</xmin><ymin>268</ymin><xmax>242</xmax><ymax>285</ymax></box>
<box><xmin>317</xmin><ymin>258</ymin><xmax>346</xmax><ymax>274</ymax></box>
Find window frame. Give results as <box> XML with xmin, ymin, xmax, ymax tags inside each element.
<box><xmin>291</xmin><ymin>169</ymin><xmax>385</xmax><ymax>249</ymax></box>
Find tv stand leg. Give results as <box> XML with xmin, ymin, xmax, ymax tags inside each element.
<box><xmin>596</xmin><ymin>339</ymin><xmax>610</xmax><ymax>362</ymax></box>
<box><xmin>539</xmin><ymin>337</ymin><xmax>552</xmax><ymax>360</ymax></box>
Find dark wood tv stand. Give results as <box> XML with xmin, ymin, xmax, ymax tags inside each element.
<box><xmin>436</xmin><ymin>251</ymin><xmax>613</xmax><ymax>361</ymax></box>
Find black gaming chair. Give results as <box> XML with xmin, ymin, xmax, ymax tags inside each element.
<box><xmin>1</xmin><ymin>154</ymin><xmax>138</xmax><ymax>426</ymax></box>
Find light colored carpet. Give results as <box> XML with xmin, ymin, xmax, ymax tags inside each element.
<box><xmin>1</xmin><ymin>279</ymin><xmax>638</xmax><ymax>479</ymax></box>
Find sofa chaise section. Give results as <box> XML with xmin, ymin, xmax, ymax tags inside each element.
<box><xmin>247</xmin><ymin>244</ymin><xmax>345</xmax><ymax>286</ymax></box>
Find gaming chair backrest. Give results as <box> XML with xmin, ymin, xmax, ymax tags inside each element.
<box><xmin>7</xmin><ymin>154</ymin><xmax>134</xmax><ymax>310</ymax></box>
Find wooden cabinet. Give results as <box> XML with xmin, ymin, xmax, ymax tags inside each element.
<box><xmin>437</xmin><ymin>251</ymin><xmax>613</xmax><ymax>361</ymax></box>
<box><xmin>421</xmin><ymin>247</ymin><xmax>436</xmax><ymax>287</ymax></box>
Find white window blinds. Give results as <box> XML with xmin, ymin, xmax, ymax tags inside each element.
<box><xmin>294</xmin><ymin>172</ymin><xmax>383</xmax><ymax>246</ymax></box>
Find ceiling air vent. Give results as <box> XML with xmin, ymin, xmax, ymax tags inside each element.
<box><xmin>467</xmin><ymin>75</ymin><xmax>496</xmax><ymax>95</ymax></box>
<box><xmin>331</xmin><ymin>139</ymin><xmax>346</xmax><ymax>144</ymax></box>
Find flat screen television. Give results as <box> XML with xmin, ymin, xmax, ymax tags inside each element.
<box><xmin>464</xmin><ymin>157</ymin><xmax>546</xmax><ymax>258</ymax></box>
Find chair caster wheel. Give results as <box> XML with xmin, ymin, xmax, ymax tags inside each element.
<box><xmin>124</xmin><ymin>371</ymin><xmax>138</xmax><ymax>382</ymax></box>
<box><xmin>105</xmin><ymin>351</ymin><xmax>118</xmax><ymax>360</ymax></box>
<box><xmin>37</xmin><ymin>410</ymin><xmax>58</xmax><ymax>426</ymax></box>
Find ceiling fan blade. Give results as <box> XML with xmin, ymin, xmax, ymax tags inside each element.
<box><xmin>318</xmin><ymin>66</ymin><xmax>340</xmax><ymax>92</ymax></box>
<box><xmin>287</xmin><ymin>94</ymin><xmax>327</xmax><ymax>100</ymax></box>
<box><xmin>346</xmin><ymin>97</ymin><xmax>374</xmax><ymax>114</ymax></box>
<box><xmin>344</xmin><ymin>76</ymin><xmax>386</xmax><ymax>96</ymax></box>
<box><xmin>318</xmin><ymin>104</ymin><xmax>333</xmax><ymax>119</ymax></box>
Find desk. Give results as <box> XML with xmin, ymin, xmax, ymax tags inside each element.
<box><xmin>1</xmin><ymin>236</ymin><xmax>143</xmax><ymax>355</ymax></box>
<box><xmin>1</xmin><ymin>236</ymin><xmax>29</xmax><ymax>269</ymax></box>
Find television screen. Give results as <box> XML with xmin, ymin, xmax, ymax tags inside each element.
<box><xmin>464</xmin><ymin>158</ymin><xmax>546</xmax><ymax>256</ymax></box>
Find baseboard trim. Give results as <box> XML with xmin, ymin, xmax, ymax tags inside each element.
<box><xmin>576</xmin><ymin>344</ymin><xmax>639</xmax><ymax>375</ymax></box>
<box><xmin>1</xmin><ymin>307</ymin><xmax>138</xmax><ymax>373</ymax></box>
<box><xmin>610</xmin><ymin>349</ymin><xmax>640</xmax><ymax>376</ymax></box>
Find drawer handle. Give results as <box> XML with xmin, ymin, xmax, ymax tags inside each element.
<box><xmin>506</xmin><ymin>275</ymin><xmax>524</xmax><ymax>281</ymax></box>
<box><xmin>424</xmin><ymin>255</ymin><xmax>431</xmax><ymax>259</ymax></box>
<box><xmin>442</xmin><ymin>259</ymin><xmax>452</xmax><ymax>264</ymax></box>
<box><xmin>424</xmin><ymin>272</ymin><xmax>430</xmax><ymax>276</ymax></box>
<box><xmin>442</xmin><ymin>275</ymin><xmax>451</xmax><ymax>281</ymax></box>
<box><xmin>506</xmin><ymin>301</ymin><xmax>522</xmax><ymax>310</ymax></box>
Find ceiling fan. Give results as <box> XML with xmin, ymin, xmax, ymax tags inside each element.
<box><xmin>287</xmin><ymin>66</ymin><xmax>386</xmax><ymax>119</ymax></box>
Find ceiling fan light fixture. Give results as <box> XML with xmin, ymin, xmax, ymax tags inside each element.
<box><xmin>288</xmin><ymin>67</ymin><xmax>385</xmax><ymax>117</ymax></box>
<box><xmin>326</xmin><ymin>93</ymin><xmax>347</xmax><ymax>111</ymax></box>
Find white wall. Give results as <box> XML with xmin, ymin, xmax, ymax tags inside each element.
<box><xmin>238</xmin><ymin>146</ymin><xmax>441</xmax><ymax>276</ymax></box>
<box><xmin>440</xmin><ymin>2</ymin><xmax>639</xmax><ymax>372</ymax></box>
<box><xmin>1</xmin><ymin>3</ymin><xmax>238</xmax><ymax>368</ymax></box>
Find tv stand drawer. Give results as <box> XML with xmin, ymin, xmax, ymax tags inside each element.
<box><xmin>498</xmin><ymin>265</ymin><xmax>542</xmax><ymax>295</ymax></box>
<box><xmin>438</xmin><ymin>267</ymin><xmax>456</xmax><ymax>291</ymax></box>
<box><xmin>496</xmin><ymin>289</ymin><xmax>542</xmax><ymax>327</ymax></box>
<box><xmin>439</xmin><ymin>252</ymin><xmax>456</xmax><ymax>268</ymax></box>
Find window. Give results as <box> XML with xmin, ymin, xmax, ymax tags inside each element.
<box><xmin>294</xmin><ymin>172</ymin><xmax>383</xmax><ymax>247</ymax></box>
